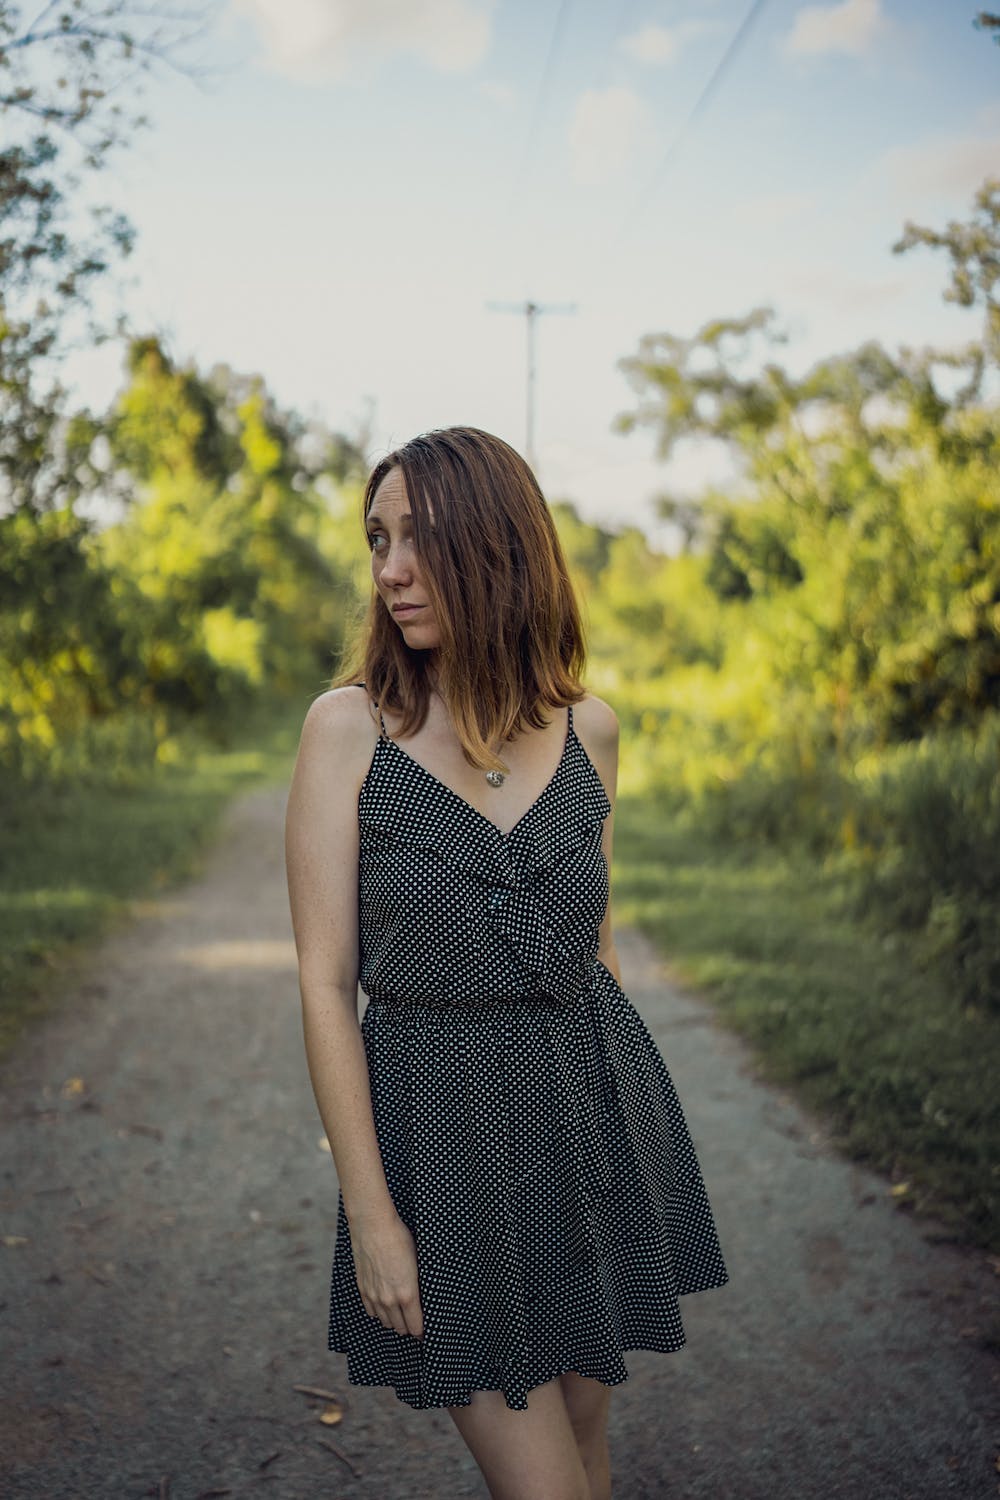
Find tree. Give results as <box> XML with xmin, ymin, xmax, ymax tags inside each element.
<box><xmin>614</xmin><ymin>180</ymin><xmax>1000</xmax><ymax>744</ymax></box>
<box><xmin>97</xmin><ymin>336</ymin><xmax>361</xmax><ymax>703</ymax></box>
<box><xmin>892</xmin><ymin>177</ymin><xmax>1000</xmax><ymax>405</ymax></box>
<box><xmin>974</xmin><ymin>11</ymin><xmax>1000</xmax><ymax>45</ymax></box>
<box><xmin>0</xmin><ymin>1</ymin><xmax>213</xmax><ymax>514</ymax></box>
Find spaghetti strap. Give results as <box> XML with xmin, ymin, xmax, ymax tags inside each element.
<box><xmin>355</xmin><ymin>681</ymin><xmax>388</xmax><ymax>740</ymax></box>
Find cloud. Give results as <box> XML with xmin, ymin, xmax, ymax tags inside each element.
<box><xmin>784</xmin><ymin>270</ymin><xmax>906</xmax><ymax>315</ymax></box>
<box><xmin>231</xmin><ymin>0</ymin><xmax>494</xmax><ymax>79</ymax></box>
<box><xmin>480</xmin><ymin>78</ymin><xmax>516</xmax><ymax>108</ymax></box>
<box><xmin>737</xmin><ymin>190</ymin><xmax>816</xmax><ymax>227</ymax></box>
<box><xmin>873</xmin><ymin>114</ymin><xmax>1000</xmax><ymax>204</ymax></box>
<box><xmin>568</xmin><ymin>86</ymin><xmax>645</xmax><ymax>187</ymax></box>
<box><xmin>618</xmin><ymin>19</ymin><xmax>710</xmax><ymax>66</ymax></box>
<box><xmin>618</xmin><ymin>24</ymin><xmax>679</xmax><ymax>65</ymax></box>
<box><xmin>784</xmin><ymin>0</ymin><xmax>889</xmax><ymax>58</ymax></box>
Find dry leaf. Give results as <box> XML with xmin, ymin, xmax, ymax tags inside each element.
<box><xmin>319</xmin><ymin>1402</ymin><xmax>343</xmax><ymax>1426</ymax></box>
<box><xmin>61</xmin><ymin>1077</ymin><xmax>85</xmax><ymax>1098</ymax></box>
<box><xmin>2</xmin><ymin>1235</ymin><xmax>29</xmax><ymax>1248</ymax></box>
<box><xmin>889</xmin><ymin>1182</ymin><xmax>910</xmax><ymax>1197</ymax></box>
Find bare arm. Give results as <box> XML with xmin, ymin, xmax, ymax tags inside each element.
<box><xmin>574</xmin><ymin>694</ymin><xmax>623</xmax><ymax>986</ymax></box>
<box><xmin>284</xmin><ymin>687</ymin><xmax>423</xmax><ymax>1337</ymax></box>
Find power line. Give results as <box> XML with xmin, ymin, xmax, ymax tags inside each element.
<box><xmin>617</xmin><ymin>0</ymin><xmax>771</xmax><ymax>241</ymax></box>
<box><xmin>506</xmin><ymin>0</ymin><xmax>576</xmax><ymax>223</ymax></box>
<box><xmin>487</xmin><ymin>300</ymin><xmax>577</xmax><ymax>472</ymax></box>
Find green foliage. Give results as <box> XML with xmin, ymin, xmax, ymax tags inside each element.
<box><xmin>0</xmin><ymin>504</ymin><xmax>154</xmax><ymax>778</ymax></box>
<box><xmin>597</xmin><ymin>177</ymin><xmax>1000</xmax><ymax>1016</ymax></box>
<box><xmin>851</xmin><ymin>717</ymin><xmax>1000</xmax><ymax>1014</ymax></box>
<box><xmin>612</xmin><ymin>797</ymin><xmax>1000</xmax><ymax>1250</ymax></box>
<box><xmin>892</xmin><ymin>177</ymin><xmax>1000</xmax><ymax>397</ymax></box>
<box><xmin>0</xmin><ymin>3</ymin><xmax>206</xmax><ymax>514</ymax></box>
<box><xmin>0</xmin><ymin>335</ymin><xmax>366</xmax><ymax>784</ymax></box>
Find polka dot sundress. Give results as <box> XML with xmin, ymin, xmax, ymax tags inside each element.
<box><xmin>328</xmin><ymin>698</ymin><xmax>729</xmax><ymax>1411</ymax></box>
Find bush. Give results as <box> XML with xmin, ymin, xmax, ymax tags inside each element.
<box><xmin>853</xmin><ymin>715</ymin><xmax>1000</xmax><ymax>1013</ymax></box>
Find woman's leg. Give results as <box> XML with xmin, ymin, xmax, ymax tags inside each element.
<box><xmin>559</xmin><ymin>1371</ymin><xmax>612</xmax><ymax>1500</ymax></box>
<box><xmin>447</xmin><ymin>1377</ymin><xmax>592</xmax><ymax>1500</ymax></box>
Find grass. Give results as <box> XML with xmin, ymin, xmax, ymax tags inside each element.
<box><xmin>0</xmin><ymin>691</ymin><xmax>306</xmax><ymax>1059</ymax></box>
<box><xmin>612</xmin><ymin>792</ymin><xmax>1000</xmax><ymax>1255</ymax></box>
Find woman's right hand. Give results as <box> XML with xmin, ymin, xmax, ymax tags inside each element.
<box><xmin>351</xmin><ymin>1210</ymin><xmax>424</xmax><ymax>1339</ymax></box>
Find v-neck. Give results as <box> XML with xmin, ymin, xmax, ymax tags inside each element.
<box><xmin>377</xmin><ymin>712</ymin><xmax>573</xmax><ymax>842</ymax></box>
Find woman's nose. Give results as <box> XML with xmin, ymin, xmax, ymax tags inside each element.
<box><xmin>379</xmin><ymin>542</ymin><xmax>412</xmax><ymax>585</ymax></box>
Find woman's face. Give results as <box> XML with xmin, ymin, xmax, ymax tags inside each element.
<box><xmin>366</xmin><ymin>466</ymin><xmax>442</xmax><ymax>652</ymax></box>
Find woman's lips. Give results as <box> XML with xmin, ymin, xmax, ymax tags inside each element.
<box><xmin>392</xmin><ymin>604</ymin><xmax>424</xmax><ymax>616</ymax></box>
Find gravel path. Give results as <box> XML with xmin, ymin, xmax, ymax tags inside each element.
<box><xmin>1</xmin><ymin>781</ymin><xmax>997</xmax><ymax>1500</ymax></box>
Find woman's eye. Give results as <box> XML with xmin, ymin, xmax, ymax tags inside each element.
<box><xmin>367</xmin><ymin>532</ymin><xmax>387</xmax><ymax>552</ymax></box>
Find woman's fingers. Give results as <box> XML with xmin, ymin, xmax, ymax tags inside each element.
<box><xmin>353</xmin><ymin>1213</ymin><xmax>424</xmax><ymax>1336</ymax></box>
<box><xmin>400</xmin><ymin>1289</ymin><xmax>424</xmax><ymax>1340</ymax></box>
<box><xmin>362</xmin><ymin>1295</ymin><xmax>423</xmax><ymax>1338</ymax></box>
<box><xmin>359</xmin><ymin>1277</ymin><xmax>424</xmax><ymax>1337</ymax></box>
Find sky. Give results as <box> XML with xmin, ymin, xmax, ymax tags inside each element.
<box><xmin>65</xmin><ymin>0</ymin><xmax>1000</xmax><ymax>541</ymax></box>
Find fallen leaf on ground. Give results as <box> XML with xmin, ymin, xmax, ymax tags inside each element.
<box><xmin>319</xmin><ymin>1402</ymin><xmax>343</xmax><ymax>1426</ymax></box>
<box><xmin>61</xmin><ymin>1078</ymin><xmax>85</xmax><ymax>1098</ymax></box>
<box><xmin>889</xmin><ymin>1182</ymin><xmax>910</xmax><ymax>1197</ymax></box>
<box><xmin>2</xmin><ymin>1235</ymin><xmax>29</xmax><ymax>1247</ymax></box>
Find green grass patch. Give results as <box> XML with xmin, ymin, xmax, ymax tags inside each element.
<box><xmin>613</xmin><ymin>793</ymin><xmax>1000</xmax><ymax>1254</ymax></box>
<box><xmin>0</xmin><ymin>692</ymin><xmax>308</xmax><ymax>1058</ymax></box>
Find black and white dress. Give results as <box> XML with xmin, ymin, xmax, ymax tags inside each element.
<box><xmin>328</xmin><ymin>700</ymin><xmax>729</xmax><ymax>1410</ymax></box>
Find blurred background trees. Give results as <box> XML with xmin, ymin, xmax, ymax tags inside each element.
<box><xmin>0</xmin><ymin>2</ymin><xmax>366</xmax><ymax>780</ymax></box>
<box><xmin>592</xmin><ymin>180</ymin><xmax>1000</xmax><ymax>1016</ymax></box>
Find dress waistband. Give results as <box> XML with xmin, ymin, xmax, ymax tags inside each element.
<box><xmin>363</xmin><ymin>985</ymin><xmax>589</xmax><ymax>1013</ymax></box>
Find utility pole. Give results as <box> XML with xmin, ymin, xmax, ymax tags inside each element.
<box><xmin>487</xmin><ymin>299</ymin><xmax>576</xmax><ymax>472</ymax></box>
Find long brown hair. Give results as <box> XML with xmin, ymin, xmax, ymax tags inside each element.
<box><xmin>333</xmin><ymin>426</ymin><xmax>586</xmax><ymax>772</ymax></box>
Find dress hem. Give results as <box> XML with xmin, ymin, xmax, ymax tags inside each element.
<box><xmin>327</xmin><ymin>1270</ymin><xmax>730</xmax><ymax>1411</ymax></box>
<box><xmin>326</xmin><ymin>1350</ymin><xmax>653</xmax><ymax>1412</ymax></box>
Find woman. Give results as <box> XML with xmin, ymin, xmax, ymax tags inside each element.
<box><xmin>284</xmin><ymin>427</ymin><xmax>728</xmax><ymax>1500</ymax></box>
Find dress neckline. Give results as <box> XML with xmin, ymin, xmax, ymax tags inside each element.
<box><xmin>375</xmin><ymin>709</ymin><xmax>574</xmax><ymax>843</ymax></box>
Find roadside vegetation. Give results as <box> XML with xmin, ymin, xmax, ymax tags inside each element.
<box><xmin>0</xmin><ymin>696</ymin><xmax>301</xmax><ymax>1057</ymax></box>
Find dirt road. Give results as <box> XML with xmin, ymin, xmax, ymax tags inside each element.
<box><xmin>1</xmin><ymin>781</ymin><xmax>997</xmax><ymax>1499</ymax></box>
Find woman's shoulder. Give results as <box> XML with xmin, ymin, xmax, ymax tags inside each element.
<box><xmin>572</xmin><ymin>692</ymin><xmax>619</xmax><ymax>750</ymax></box>
<box><xmin>298</xmin><ymin>684</ymin><xmax>379</xmax><ymax>767</ymax></box>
